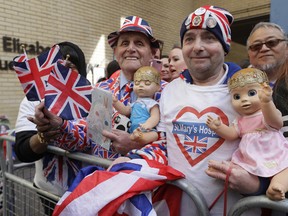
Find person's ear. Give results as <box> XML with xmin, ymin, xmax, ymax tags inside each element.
<box><xmin>113</xmin><ymin>47</ymin><xmax>119</xmax><ymax>61</ymax></box>
<box><xmin>152</xmin><ymin>48</ymin><xmax>157</xmax><ymax>56</ymax></box>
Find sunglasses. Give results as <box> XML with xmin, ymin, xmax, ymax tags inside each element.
<box><xmin>248</xmin><ymin>38</ymin><xmax>287</xmax><ymax>52</ymax></box>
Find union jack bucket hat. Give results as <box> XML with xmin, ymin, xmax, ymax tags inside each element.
<box><xmin>108</xmin><ymin>16</ymin><xmax>159</xmax><ymax>48</ymax></box>
<box><xmin>180</xmin><ymin>5</ymin><xmax>234</xmax><ymax>53</ymax></box>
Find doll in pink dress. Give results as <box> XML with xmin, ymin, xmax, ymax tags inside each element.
<box><xmin>206</xmin><ymin>68</ymin><xmax>288</xmax><ymax>200</ymax></box>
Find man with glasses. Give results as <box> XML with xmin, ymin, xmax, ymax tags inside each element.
<box><xmin>247</xmin><ymin>22</ymin><xmax>288</xmax><ymax>136</ymax></box>
<box><xmin>246</xmin><ymin>22</ymin><xmax>288</xmax><ymax>213</ymax></box>
<box><xmin>247</xmin><ymin>22</ymin><xmax>288</xmax><ymax>82</ymax></box>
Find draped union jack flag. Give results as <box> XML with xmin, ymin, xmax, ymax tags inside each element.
<box><xmin>45</xmin><ymin>61</ymin><xmax>92</xmax><ymax>120</ymax></box>
<box><xmin>13</xmin><ymin>45</ymin><xmax>62</xmax><ymax>101</ymax></box>
<box><xmin>52</xmin><ymin>159</ymin><xmax>184</xmax><ymax>216</ymax></box>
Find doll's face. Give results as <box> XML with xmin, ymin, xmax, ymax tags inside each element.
<box><xmin>230</xmin><ymin>83</ymin><xmax>262</xmax><ymax>116</ymax></box>
<box><xmin>133</xmin><ymin>79</ymin><xmax>159</xmax><ymax>98</ymax></box>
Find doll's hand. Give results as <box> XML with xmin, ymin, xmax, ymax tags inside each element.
<box><xmin>139</xmin><ymin>123</ymin><xmax>150</xmax><ymax>131</ymax></box>
<box><xmin>206</xmin><ymin>115</ymin><xmax>222</xmax><ymax>130</ymax></box>
<box><xmin>258</xmin><ymin>83</ymin><xmax>272</xmax><ymax>103</ymax></box>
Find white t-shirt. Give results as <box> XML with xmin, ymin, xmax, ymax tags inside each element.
<box><xmin>157</xmin><ymin>77</ymin><xmax>260</xmax><ymax>215</ymax></box>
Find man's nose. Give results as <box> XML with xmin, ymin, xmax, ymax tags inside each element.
<box><xmin>193</xmin><ymin>38</ymin><xmax>204</xmax><ymax>51</ymax></box>
<box><xmin>127</xmin><ymin>43</ymin><xmax>136</xmax><ymax>51</ymax></box>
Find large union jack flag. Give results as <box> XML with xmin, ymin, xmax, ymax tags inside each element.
<box><xmin>52</xmin><ymin>159</ymin><xmax>184</xmax><ymax>216</ymax></box>
<box><xmin>45</xmin><ymin>61</ymin><xmax>92</xmax><ymax>120</ymax></box>
<box><xmin>13</xmin><ymin>45</ymin><xmax>62</xmax><ymax>101</ymax></box>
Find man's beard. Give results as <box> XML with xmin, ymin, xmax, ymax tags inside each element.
<box><xmin>254</xmin><ymin>58</ymin><xmax>285</xmax><ymax>79</ymax></box>
<box><xmin>256</xmin><ymin>63</ymin><xmax>277</xmax><ymax>75</ymax></box>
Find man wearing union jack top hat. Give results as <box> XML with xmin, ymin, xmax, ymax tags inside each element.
<box><xmin>31</xmin><ymin>16</ymin><xmax>167</xmax><ymax>159</ymax></box>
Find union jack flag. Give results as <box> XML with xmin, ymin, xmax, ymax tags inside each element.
<box><xmin>44</xmin><ymin>61</ymin><xmax>92</xmax><ymax>120</ymax></box>
<box><xmin>13</xmin><ymin>45</ymin><xmax>62</xmax><ymax>101</ymax></box>
<box><xmin>53</xmin><ymin>159</ymin><xmax>184</xmax><ymax>216</ymax></box>
<box><xmin>184</xmin><ymin>135</ymin><xmax>208</xmax><ymax>154</ymax></box>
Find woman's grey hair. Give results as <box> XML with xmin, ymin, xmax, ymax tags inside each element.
<box><xmin>247</xmin><ymin>22</ymin><xmax>287</xmax><ymax>48</ymax></box>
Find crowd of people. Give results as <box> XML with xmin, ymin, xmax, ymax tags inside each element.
<box><xmin>8</xmin><ymin>3</ymin><xmax>288</xmax><ymax>216</ymax></box>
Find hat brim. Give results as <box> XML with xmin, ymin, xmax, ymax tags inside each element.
<box><xmin>108</xmin><ymin>27</ymin><xmax>159</xmax><ymax>49</ymax></box>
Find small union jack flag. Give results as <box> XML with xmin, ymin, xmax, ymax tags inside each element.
<box><xmin>44</xmin><ymin>61</ymin><xmax>92</xmax><ymax>120</ymax></box>
<box><xmin>13</xmin><ymin>45</ymin><xmax>62</xmax><ymax>101</ymax></box>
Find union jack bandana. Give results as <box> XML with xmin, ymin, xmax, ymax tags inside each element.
<box><xmin>180</xmin><ymin>5</ymin><xmax>233</xmax><ymax>53</ymax></box>
<box><xmin>108</xmin><ymin>16</ymin><xmax>159</xmax><ymax>48</ymax></box>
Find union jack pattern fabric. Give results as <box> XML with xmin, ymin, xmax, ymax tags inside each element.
<box><xmin>55</xmin><ymin>119</ymin><xmax>91</xmax><ymax>152</ymax></box>
<box><xmin>121</xmin><ymin>16</ymin><xmax>153</xmax><ymax>36</ymax></box>
<box><xmin>108</xmin><ymin>16</ymin><xmax>156</xmax><ymax>48</ymax></box>
<box><xmin>13</xmin><ymin>45</ymin><xmax>62</xmax><ymax>101</ymax></box>
<box><xmin>53</xmin><ymin>159</ymin><xmax>184</xmax><ymax>216</ymax></box>
<box><xmin>182</xmin><ymin>5</ymin><xmax>233</xmax><ymax>52</ymax></box>
<box><xmin>45</xmin><ymin>61</ymin><xmax>92</xmax><ymax>120</ymax></box>
<box><xmin>203</xmin><ymin>5</ymin><xmax>233</xmax><ymax>45</ymax></box>
<box><xmin>184</xmin><ymin>135</ymin><xmax>208</xmax><ymax>153</ymax></box>
<box><xmin>43</xmin><ymin>153</ymin><xmax>81</xmax><ymax>189</ymax></box>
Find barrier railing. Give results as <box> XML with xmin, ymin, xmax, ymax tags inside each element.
<box><xmin>228</xmin><ymin>195</ymin><xmax>288</xmax><ymax>216</ymax></box>
<box><xmin>0</xmin><ymin>133</ymin><xmax>210</xmax><ymax>215</ymax></box>
<box><xmin>2</xmin><ymin>133</ymin><xmax>288</xmax><ymax>215</ymax></box>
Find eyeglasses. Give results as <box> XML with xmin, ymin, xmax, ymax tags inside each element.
<box><xmin>248</xmin><ymin>38</ymin><xmax>287</xmax><ymax>52</ymax></box>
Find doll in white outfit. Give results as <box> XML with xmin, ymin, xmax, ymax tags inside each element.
<box><xmin>113</xmin><ymin>66</ymin><xmax>161</xmax><ymax>145</ymax></box>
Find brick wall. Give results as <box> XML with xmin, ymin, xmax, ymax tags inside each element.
<box><xmin>0</xmin><ymin>0</ymin><xmax>270</xmax><ymax>126</ymax></box>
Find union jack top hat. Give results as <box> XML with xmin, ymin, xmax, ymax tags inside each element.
<box><xmin>108</xmin><ymin>16</ymin><xmax>159</xmax><ymax>48</ymax></box>
<box><xmin>180</xmin><ymin>5</ymin><xmax>234</xmax><ymax>53</ymax></box>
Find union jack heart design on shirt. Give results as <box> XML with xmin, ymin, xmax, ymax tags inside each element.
<box><xmin>172</xmin><ymin>106</ymin><xmax>228</xmax><ymax>166</ymax></box>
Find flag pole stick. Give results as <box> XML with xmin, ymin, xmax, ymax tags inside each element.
<box><xmin>21</xmin><ymin>44</ymin><xmax>28</xmax><ymax>58</ymax></box>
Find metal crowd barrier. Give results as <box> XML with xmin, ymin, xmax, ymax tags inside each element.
<box><xmin>0</xmin><ymin>133</ymin><xmax>210</xmax><ymax>215</ymax></box>
<box><xmin>0</xmin><ymin>134</ymin><xmax>60</xmax><ymax>216</ymax></box>
<box><xmin>46</xmin><ymin>146</ymin><xmax>210</xmax><ymax>215</ymax></box>
<box><xmin>228</xmin><ymin>195</ymin><xmax>288</xmax><ymax>216</ymax></box>
<box><xmin>2</xmin><ymin>133</ymin><xmax>288</xmax><ymax>215</ymax></box>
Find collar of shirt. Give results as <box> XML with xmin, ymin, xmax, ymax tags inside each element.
<box><xmin>119</xmin><ymin>71</ymin><xmax>137</xmax><ymax>103</ymax></box>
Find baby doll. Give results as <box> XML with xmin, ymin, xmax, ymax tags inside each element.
<box><xmin>113</xmin><ymin>66</ymin><xmax>161</xmax><ymax>145</ymax></box>
<box><xmin>206</xmin><ymin>68</ymin><xmax>288</xmax><ymax>200</ymax></box>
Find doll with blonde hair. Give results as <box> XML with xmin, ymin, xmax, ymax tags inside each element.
<box><xmin>113</xmin><ymin>66</ymin><xmax>161</xmax><ymax>145</ymax></box>
<box><xmin>206</xmin><ymin>68</ymin><xmax>288</xmax><ymax>200</ymax></box>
